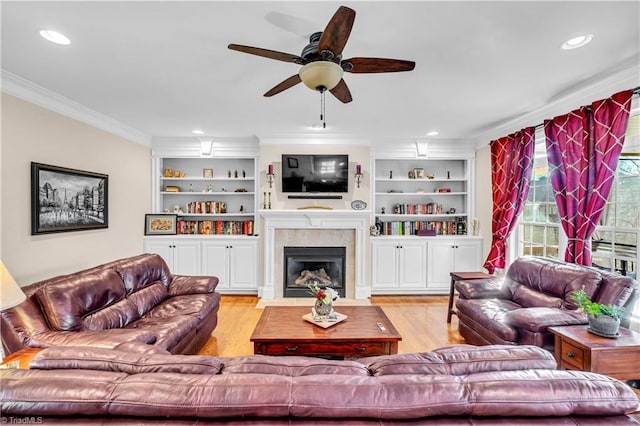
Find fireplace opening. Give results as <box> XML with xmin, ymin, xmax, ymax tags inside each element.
<box><xmin>283</xmin><ymin>246</ymin><xmax>346</xmax><ymax>298</ymax></box>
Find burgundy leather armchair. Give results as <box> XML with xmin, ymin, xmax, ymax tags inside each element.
<box><xmin>455</xmin><ymin>256</ymin><xmax>639</xmax><ymax>351</ymax></box>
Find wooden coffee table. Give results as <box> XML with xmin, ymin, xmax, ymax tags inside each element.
<box><xmin>251</xmin><ymin>305</ymin><xmax>402</xmax><ymax>358</ymax></box>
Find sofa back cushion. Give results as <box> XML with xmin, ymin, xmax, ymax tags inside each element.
<box><xmin>116</xmin><ymin>254</ymin><xmax>172</xmax><ymax>294</ymax></box>
<box><xmin>507</xmin><ymin>256</ymin><xmax>601</xmax><ymax>309</ymax></box>
<box><xmin>35</xmin><ymin>269</ymin><xmax>127</xmax><ymax>331</ymax></box>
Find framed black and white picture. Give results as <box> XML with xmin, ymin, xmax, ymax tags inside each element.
<box><xmin>31</xmin><ymin>162</ymin><xmax>109</xmax><ymax>235</ymax></box>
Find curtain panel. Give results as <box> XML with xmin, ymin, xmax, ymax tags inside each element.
<box><xmin>544</xmin><ymin>89</ymin><xmax>633</xmax><ymax>265</ymax></box>
<box><xmin>483</xmin><ymin>127</ymin><xmax>535</xmax><ymax>274</ymax></box>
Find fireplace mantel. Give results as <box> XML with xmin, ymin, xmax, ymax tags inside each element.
<box><xmin>259</xmin><ymin>209</ymin><xmax>371</xmax><ymax>300</ymax></box>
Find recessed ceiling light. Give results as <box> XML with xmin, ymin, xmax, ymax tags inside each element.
<box><xmin>561</xmin><ymin>34</ymin><xmax>593</xmax><ymax>50</ymax></box>
<box><xmin>39</xmin><ymin>30</ymin><xmax>71</xmax><ymax>45</ymax></box>
<box><xmin>426</xmin><ymin>131</ymin><xmax>439</xmax><ymax>136</ymax></box>
<box><xmin>192</xmin><ymin>129</ymin><xmax>204</xmax><ymax>135</ymax></box>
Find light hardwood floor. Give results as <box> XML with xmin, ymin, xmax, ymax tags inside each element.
<box><xmin>198</xmin><ymin>295</ymin><xmax>465</xmax><ymax>357</ymax></box>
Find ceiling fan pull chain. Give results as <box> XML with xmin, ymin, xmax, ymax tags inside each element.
<box><xmin>320</xmin><ymin>89</ymin><xmax>327</xmax><ymax>129</ymax></box>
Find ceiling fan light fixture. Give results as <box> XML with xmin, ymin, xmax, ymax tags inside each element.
<box><xmin>39</xmin><ymin>29</ymin><xmax>71</xmax><ymax>45</ymax></box>
<box><xmin>299</xmin><ymin>61</ymin><xmax>343</xmax><ymax>91</ymax></box>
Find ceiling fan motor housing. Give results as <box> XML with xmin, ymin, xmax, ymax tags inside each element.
<box><xmin>301</xmin><ymin>32</ymin><xmax>341</xmax><ymax>64</ymax></box>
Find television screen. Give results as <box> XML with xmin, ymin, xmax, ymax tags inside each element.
<box><xmin>281</xmin><ymin>154</ymin><xmax>349</xmax><ymax>193</ymax></box>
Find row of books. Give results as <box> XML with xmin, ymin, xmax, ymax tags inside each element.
<box><xmin>177</xmin><ymin>220</ymin><xmax>254</xmax><ymax>235</ymax></box>
<box><xmin>378</xmin><ymin>220</ymin><xmax>465</xmax><ymax>236</ymax></box>
<box><xmin>184</xmin><ymin>201</ymin><xmax>227</xmax><ymax>214</ymax></box>
<box><xmin>388</xmin><ymin>203</ymin><xmax>444</xmax><ymax>215</ymax></box>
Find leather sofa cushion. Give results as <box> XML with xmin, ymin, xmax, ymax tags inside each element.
<box><xmin>364</xmin><ymin>344</ymin><xmax>556</xmax><ymax>376</ymax></box>
<box><xmin>510</xmin><ymin>283</ymin><xmax>562</xmax><ymax>308</ymax></box>
<box><xmin>455</xmin><ymin>277</ymin><xmax>510</xmax><ymax>299</ymax></box>
<box><xmin>116</xmin><ymin>254</ymin><xmax>172</xmax><ymax>294</ymax></box>
<box><xmin>147</xmin><ymin>293</ymin><xmax>220</xmax><ymax>320</ymax></box>
<box><xmin>169</xmin><ymin>275</ymin><xmax>219</xmax><ymax>296</ymax></box>
<box><xmin>30</xmin><ymin>346</ymin><xmax>223</xmax><ymax>375</ymax></box>
<box><xmin>506</xmin><ymin>257</ymin><xmax>602</xmax><ymax>309</ymax></box>
<box><xmin>222</xmin><ymin>355</ymin><xmax>370</xmax><ymax>376</ymax></box>
<box><xmin>35</xmin><ymin>269</ymin><xmax>126</xmax><ymax>331</ymax></box>
<box><xmin>126</xmin><ymin>314</ymin><xmax>198</xmax><ymax>350</ymax></box>
<box><xmin>504</xmin><ymin>307</ymin><xmax>587</xmax><ymax>332</ymax></box>
<box><xmin>455</xmin><ymin>299</ymin><xmax>520</xmax><ymax>343</ymax></box>
<box><xmin>594</xmin><ymin>270</ymin><xmax>636</xmax><ymax>306</ymax></box>
<box><xmin>126</xmin><ymin>281</ymin><xmax>168</xmax><ymax>316</ymax></box>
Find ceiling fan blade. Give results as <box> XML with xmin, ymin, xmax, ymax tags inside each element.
<box><xmin>318</xmin><ymin>6</ymin><xmax>355</xmax><ymax>58</ymax></box>
<box><xmin>264</xmin><ymin>74</ymin><xmax>302</xmax><ymax>97</ymax></box>
<box><xmin>329</xmin><ymin>79</ymin><xmax>353</xmax><ymax>104</ymax></box>
<box><xmin>228</xmin><ymin>44</ymin><xmax>304</xmax><ymax>64</ymax></box>
<box><xmin>342</xmin><ymin>57</ymin><xmax>416</xmax><ymax>73</ymax></box>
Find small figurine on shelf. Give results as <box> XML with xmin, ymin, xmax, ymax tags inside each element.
<box><xmin>234</xmin><ymin>170</ymin><xmax>238</xmax><ymax>178</ymax></box>
<box><xmin>188</xmin><ymin>183</ymin><xmax>193</xmax><ymax>192</ymax></box>
<box><xmin>242</xmin><ymin>169</ymin><xmax>246</xmax><ymax>178</ymax></box>
<box><xmin>227</xmin><ymin>170</ymin><xmax>231</xmax><ymax>178</ymax></box>
<box><xmin>381</xmin><ymin>207</ymin><xmax>386</xmax><ymax>215</ymax></box>
<box><xmin>389</xmin><ymin>170</ymin><xmax>393</xmax><ymax>179</ymax></box>
<box><xmin>239</xmin><ymin>205</ymin><xmax>244</xmax><ymax>213</ymax></box>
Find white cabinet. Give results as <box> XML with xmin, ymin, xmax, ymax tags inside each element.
<box><xmin>371</xmin><ymin>239</ymin><xmax>427</xmax><ymax>293</ymax></box>
<box><xmin>202</xmin><ymin>239</ymin><xmax>258</xmax><ymax>293</ymax></box>
<box><xmin>427</xmin><ymin>238</ymin><xmax>483</xmax><ymax>291</ymax></box>
<box><xmin>144</xmin><ymin>238</ymin><xmax>201</xmax><ymax>276</ymax></box>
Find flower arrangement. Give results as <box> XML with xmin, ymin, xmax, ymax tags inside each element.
<box><xmin>307</xmin><ymin>283</ymin><xmax>339</xmax><ymax>305</ymax></box>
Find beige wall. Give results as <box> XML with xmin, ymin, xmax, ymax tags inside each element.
<box><xmin>474</xmin><ymin>144</ymin><xmax>493</xmax><ymax>268</ymax></box>
<box><xmin>1</xmin><ymin>93</ymin><xmax>151</xmax><ymax>285</ymax></box>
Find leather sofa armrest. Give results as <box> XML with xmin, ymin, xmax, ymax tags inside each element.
<box><xmin>504</xmin><ymin>307</ymin><xmax>587</xmax><ymax>333</ymax></box>
<box><xmin>28</xmin><ymin>329</ymin><xmax>157</xmax><ymax>349</ymax></box>
<box><xmin>455</xmin><ymin>277</ymin><xmax>511</xmax><ymax>300</ymax></box>
<box><xmin>168</xmin><ymin>275</ymin><xmax>219</xmax><ymax>296</ymax></box>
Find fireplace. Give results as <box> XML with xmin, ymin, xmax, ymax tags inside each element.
<box><xmin>283</xmin><ymin>246</ymin><xmax>346</xmax><ymax>298</ymax></box>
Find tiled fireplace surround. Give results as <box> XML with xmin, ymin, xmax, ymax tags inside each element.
<box><xmin>260</xmin><ymin>210</ymin><xmax>369</xmax><ymax>300</ymax></box>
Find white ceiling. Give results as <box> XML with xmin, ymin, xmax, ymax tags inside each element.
<box><xmin>2</xmin><ymin>1</ymin><xmax>639</xmax><ymax>146</ymax></box>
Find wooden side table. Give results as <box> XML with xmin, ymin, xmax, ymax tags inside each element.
<box><xmin>447</xmin><ymin>271</ymin><xmax>492</xmax><ymax>323</ymax></box>
<box><xmin>549</xmin><ymin>325</ymin><xmax>640</xmax><ymax>380</ymax></box>
<box><xmin>1</xmin><ymin>347</ymin><xmax>42</xmax><ymax>369</ymax></box>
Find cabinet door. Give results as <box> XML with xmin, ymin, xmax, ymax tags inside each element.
<box><xmin>173</xmin><ymin>240</ymin><xmax>201</xmax><ymax>275</ymax></box>
<box><xmin>202</xmin><ymin>242</ymin><xmax>230</xmax><ymax>289</ymax></box>
<box><xmin>454</xmin><ymin>241</ymin><xmax>483</xmax><ymax>273</ymax></box>
<box><xmin>144</xmin><ymin>239</ymin><xmax>176</xmax><ymax>271</ymax></box>
<box><xmin>398</xmin><ymin>241</ymin><xmax>427</xmax><ymax>288</ymax></box>
<box><xmin>371</xmin><ymin>241</ymin><xmax>399</xmax><ymax>288</ymax></box>
<box><xmin>228</xmin><ymin>241</ymin><xmax>257</xmax><ymax>290</ymax></box>
<box><xmin>427</xmin><ymin>241</ymin><xmax>456</xmax><ymax>288</ymax></box>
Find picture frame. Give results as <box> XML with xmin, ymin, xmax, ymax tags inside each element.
<box><xmin>202</xmin><ymin>168</ymin><xmax>213</xmax><ymax>178</ymax></box>
<box><xmin>413</xmin><ymin>168</ymin><xmax>425</xmax><ymax>179</ymax></box>
<box><xmin>145</xmin><ymin>214</ymin><xmax>177</xmax><ymax>235</ymax></box>
<box><xmin>31</xmin><ymin>162</ymin><xmax>108</xmax><ymax>235</ymax></box>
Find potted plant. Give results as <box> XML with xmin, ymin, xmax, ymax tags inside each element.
<box><xmin>570</xmin><ymin>289</ymin><xmax>624</xmax><ymax>337</ymax></box>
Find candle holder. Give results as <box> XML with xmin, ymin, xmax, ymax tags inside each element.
<box><xmin>266</xmin><ymin>164</ymin><xmax>275</xmax><ymax>189</ymax></box>
<box><xmin>354</xmin><ymin>164</ymin><xmax>363</xmax><ymax>188</ymax></box>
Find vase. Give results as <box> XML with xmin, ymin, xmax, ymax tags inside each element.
<box><xmin>588</xmin><ymin>314</ymin><xmax>620</xmax><ymax>338</ymax></box>
<box><xmin>314</xmin><ymin>298</ymin><xmax>333</xmax><ymax>316</ymax></box>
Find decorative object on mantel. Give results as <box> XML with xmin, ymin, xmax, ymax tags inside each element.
<box><xmin>351</xmin><ymin>200</ymin><xmax>367</xmax><ymax>210</ymax></box>
<box><xmin>354</xmin><ymin>164</ymin><xmax>363</xmax><ymax>188</ymax></box>
<box><xmin>571</xmin><ymin>289</ymin><xmax>624</xmax><ymax>338</ymax></box>
<box><xmin>268</xmin><ymin>192</ymin><xmax>272</xmax><ymax>209</ymax></box>
<box><xmin>266</xmin><ymin>164</ymin><xmax>275</xmax><ymax>189</ymax></box>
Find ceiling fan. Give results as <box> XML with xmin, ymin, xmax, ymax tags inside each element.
<box><xmin>228</xmin><ymin>5</ymin><xmax>415</xmax><ymax>104</ymax></box>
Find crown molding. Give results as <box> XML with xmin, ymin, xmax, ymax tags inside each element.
<box><xmin>1</xmin><ymin>70</ymin><xmax>151</xmax><ymax>147</ymax></box>
<box><xmin>474</xmin><ymin>55</ymin><xmax>640</xmax><ymax>148</ymax></box>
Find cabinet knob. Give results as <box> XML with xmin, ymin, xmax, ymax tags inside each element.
<box><xmin>285</xmin><ymin>346</ymin><xmax>299</xmax><ymax>352</ymax></box>
<box><xmin>566</xmin><ymin>351</ymin><xmax>574</xmax><ymax>358</ymax></box>
<box><xmin>354</xmin><ymin>346</ymin><xmax>367</xmax><ymax>351</ymax></box>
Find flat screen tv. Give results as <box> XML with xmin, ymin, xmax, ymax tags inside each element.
<box><xmin>281</xmin><ymin>154</ymin><xmax>349</xmax><ymax>193</ymax></box>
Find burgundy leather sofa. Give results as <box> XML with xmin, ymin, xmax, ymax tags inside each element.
<box><xmin>1</xmin><ymin>253</ymin><xmax>221</xmax><ymax>354</ymax></box>
<box><xmin>2</xmin><ymin>344</ymin><xmax>638</xmax><ymax>424</ymax></box>
<box><xmin>456</xmin><ymin>256</ymin><xmax>639</xmax><ymax>351</ymax></box>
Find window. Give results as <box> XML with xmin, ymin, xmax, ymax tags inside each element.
<box><xmin>518</xmin><ymin>129</ymin><xmax>561</xmax><ymax>259</ymax></box>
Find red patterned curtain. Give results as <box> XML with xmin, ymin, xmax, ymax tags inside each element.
<box><xmin>544</xmin><ymin>90</ymin><xmax>632</xmax><ymax>265</ymax></box>
<box><xmin>483</xmin><ymin>127</ymin><xmax>535</xmax><ymax>274</ymax></box>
